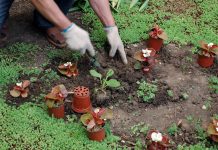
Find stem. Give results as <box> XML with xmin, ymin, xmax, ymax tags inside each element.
<box><xmin>67</xmin><ymin>91</ymin><xmax>74</xmax><ymax>94</ymax></box>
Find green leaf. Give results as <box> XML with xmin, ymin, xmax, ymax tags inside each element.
<box><xmin>89</xmin><ymin>69</ymin><xmax>102</xmax><ymax>79</ymax></box>
<box><xmin>106</xmin><ymin>69</ymin><xmax>114</xmax><ymax>78</ymax></box>
<box><xmin>45</xmin><ymin>100</ymin><xmax>55</xmax><ymax>108</ymax></box>
<box><xmin>139</xmin><ymin>0</ymin><xmax>149</xmax><ymax>12</ymax></box>
<box><xmin>130</xmin><ymin>0</ymin><xmax>139</xmax><ymax>9</ymax></box>
<box><xmin>10</xmin><ymin>89</ymin><xmax>21</xmax><ymax>97</ymax></box>
<box><xmin>134</xmin><ymin>62</ymin><xmax>142</xmax><ymax>70</ymax></box>
<box><xmin>106</xmin><ymin>79</ymin><xmax>120</xmax><ymax>88</ymax></box>
<box><xmin>80</xmin><ymin>114</ymin><xmax>93</xmax><ymax>126</ymax></box>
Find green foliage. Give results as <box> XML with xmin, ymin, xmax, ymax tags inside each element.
<box><xmin>89</xmin><ymin>69</ymin><xmax>120</xmax><ymax>91</ymax></box>
<box><xmin>0</xmin><ymin>58</ymin><xmax>22</xmax><ymax>86</ymax></box>
<box><xmin>82</xmin><ymin>0</ymin><xmax>218</xmax><ymax>48</ymax></box>
<box><xmin>208</xmin><ymin>76</ymin><xmax>218</xmax><ymax>94</ymax></box>
<box><xmin>167</xmin><ymin>90</ymin><xmax>174</xmax><ymax>97</ymax></box>
<box><xmin>40</xmin><ymin>69</ymin><xmax>60</xmax><ymax>84</ymax></box>
<box><xmin>0</xmin><ymin>99</ymin><xmax>119</xmax><ymax>149</ymax></box>
<box><xmin>177</xmin><ymin>143</ymin><xmax>218</xmax><ymax>150</ymax></box>
<box><xmin>167</xmin><ymin>123</ymin><xmax>179</xmax><ymax>136</ymax></box>
<box><xmin>137</xmin><ymin>80</ymin><xmax>158</xmax><ymax>103</ymax></box>
<box><xmin>131</xmin><ymin>122</ymin><xmax>150</xmax><ymax>136</ymax></box>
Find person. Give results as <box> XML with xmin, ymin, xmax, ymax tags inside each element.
<box><xmin>0</xmin><ymin>0</ymin><xmax>128</xmax><ymax>64</ymax></box>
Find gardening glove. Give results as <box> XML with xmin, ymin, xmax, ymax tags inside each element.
<box><xmin>62</xmin><ymin>23</ymin><xmax>95</xmax><ymax>57</ymax></box>
<box><xmin>104</xmin><ymin>26</ymin><xmax>128</xmax><ymax>64</ymax></box>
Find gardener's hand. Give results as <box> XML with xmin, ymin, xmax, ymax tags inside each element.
<box><xmin>62</xmin><ymin>23</ymin><xmax>95</xmax><ymax>56</ymax></box>
<box><xmin>104</xmin><ymin>26</ymin><xmax>128</xmax><ymax>64</ymax></box>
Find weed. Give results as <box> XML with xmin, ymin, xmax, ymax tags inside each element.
<box><xmin>131</xmin><ymin>122</ymin><xmax>150</xmax><ymax>136</ymax></box>
<box><xmin>167</xmin><ymin>123</ymin><xmax>179</xmax><ymax>136</ymax></box>
<box><xmin>167</xmin><ymin>90</ymin><xmax>174</xmax><ymax>97</ymax></box>
<box><xmin>208</xmin><ymin>76</ymin><xmax>218</xmax><ymax>94</ymax></box>
<box><xmin>137</xmin><ymin>80</ymin><xmax>158</xmax><ymax>103</ymax></box>
<box><xmin>23</xmin><ymin>67</ymin><xmax>42</xmax><ymax>76</ymax></box>
<box><xmin>40</xmin><ymin>69</ymin><xmax>60</xmax><ymax>84</ymax></box>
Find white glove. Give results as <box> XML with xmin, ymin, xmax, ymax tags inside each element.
<box><xmin>104</xmin><ymin>26</ymin><xmax>128</xmax><ymax>64</ymax></box>
<box><xmin>62</xmin><ymin>23</ymin><xmax>95</xmax><ymax>56</ymax></box>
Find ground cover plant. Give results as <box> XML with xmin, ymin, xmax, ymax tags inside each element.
<box><xmin>1</xmin><ymin>0</ymin><xmax>218</xmax><ymax>149</ymax></box>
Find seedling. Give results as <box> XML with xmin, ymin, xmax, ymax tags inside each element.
<box><xmin>90</xmin><ymin>69</ymin><xmax>120</xmax><ymax>91</ymax></box>
<box><xmin>134</xmin><ymin>48</ymin><xmax>158</xmax><ymax>73</ymax></box>
<box><xmin>146</xmin><ymin>130</ymin><xmax>171</xmax><ymax>150</ymax></box>
<box><xmin>58</xmin><ymin>62</ymin><xmax>78</xmax><ymax>77</ymax></box>
<box><xmin>167</xmin><ymin>90</ymin><xmax>174</xmax><ymax>97</ymax></box>
<box><xmin>209</xmin><ymin>76</ymin><xmax>218</xmax><ymax>94</ymax></box>
<box><xmin>207</xmin><ymin>118</ymin><xmax>218</xmax><ymax>142</ymax></box>
<box><xmin>131</xmin><ymin>122</ymin><xmax>150</xmax><ymax>136</ymax></box>
<box><xmin>10</xmin><ymin>80</ymin><xmax>30</xmax><ymax>98</ymax></box>
<box><xmin>167</xmin><ymin>123</ymin><xmax>179</xmax><ymax>136</ymax></box>
<box><xmin>45</xmin><ymin>84</ymin><xmax>68</xmax><ymax>108</ymax></box>
<box><xmin>149</xmin><ymin>25</ymin><xmax>168</xmax><ymax>41</ymax></box>
<box><xmin>137</xmin><ymin>80</ymin><xmax>158</xmax><ymax>103</ymax></box>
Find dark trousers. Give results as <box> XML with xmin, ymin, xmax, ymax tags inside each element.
<box><xmin>0</xmin><ymin>0</ymin><xmax>74</xmax><ymax>29</ymax></box>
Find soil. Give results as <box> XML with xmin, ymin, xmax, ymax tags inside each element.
<box><xmin>4</xmin><ymin>0</ymin><xmax>218</xmax><ymax>149</ymax></box>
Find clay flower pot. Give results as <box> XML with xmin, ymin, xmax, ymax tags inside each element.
<box><xmin>147</xmin><ymin>36</ymin><xmax>163</xmax><ymax>52</ymax></box>
<box><xmin>197</xmin><ymin>54</ymin><xmax>214</xmax><ymax>68</ymax></box>
<box><xmin>72</xmin><ymin>86</ymin><xmax>92</xmax><ymax>113</ymax></box>
<box><xmin>87</xmin><ymin>128</ymin><xmax>105</xmax><ymax>141</ymax></box>
<box><xmin>48</xmin><ymin>104</ymin><xmax>65</xmax><ymax>119</ymax></box>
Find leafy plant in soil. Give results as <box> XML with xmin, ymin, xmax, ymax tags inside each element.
<box><xmin>209</xmin><ymin>76</ymin><xmax>218</xmax><ymax>94</ymax></box>
<box><xmin>207</xmin><ymin>118</ymin><xmax>218</xmax><ymax>142</ymax></box>
<box><xmin>89</xmin><ymin>69</ymin><xmax>120</xmax><ymax>103</ymax></box>
<box><xmin>137</xmin><ymin>80</ymin><xmax>158</xmax><ymax>103</ymax></box>
<box><xmin>146</xmin><ymin>130</ymin><xmax>171</xmax><ymax>150</ymax></box>
<box><xmin>10</xmin><ymin>80</ymin><xmax>30</xmax><ymax>98</ymax></box>
<box><xmin>167</xmin><ymin>123</ymin><xmax>179</xmax><ymax>136</ymax></box>
<box><xmin>149</xmin><ymin>25</ymin><xmax>168</xmax><ymax>41</ymax></box>
<box><xmin>80</xmin><ymin>108</ymin><xmax>113</xmax><ymax>141</ymax></box>
<box><xmin>134</xmin><ymin>48</ymin><xmax>158</xmax><ymax>73</ymax></box>
<box><xmin>58</xmin><ymin>62</ymin><xmax>78</xmax><ymax>77</ymax></box>
<box><xmin>45</xmin><ymin>84</ymin><xmax>68</xmax><ymax>108</ymax></box>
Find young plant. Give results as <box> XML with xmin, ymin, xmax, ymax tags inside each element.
<box><xmin>134</xmin><ymin>48</ymin><xmax>158</xmax><ymax>73</ymax></box>
<box><xmin>10</xmin><ymin>80</ymin><xmax>30</xmax><ymax>98</ymax></box>
<box><xmin>207</xmin><ymin>118</ymin><xmax>218</xmax><ymax>142</ymax></box>
<box><xmin>58</xmin><ymin>62</ymin><xmax>78</xmax><ymax>77</ymax></box>
<box><xmin>45</xmin><ymin>84</ymin><xmax>68</xmax><ymax>108</ymax></box>
<box><xmin>89</xmin><ymin>69</ymin><xmax>120</xmax><ymax>93</ymax></box>
<box><xmin>167</xmin><ymin>123</ymin><xmax>179</xmax><ymax>136</ymax></box>
<box><xmin>198</xmin><ymin>41</ymin><xmax>218</xmax><ymax>57</ymax></box>
<box><xmin>209</xmin><ymin>76</ymin><xmax>218</xmax><ymax>94</ymax></box>
<box><xmin>80</xmin><ymin>108</ymin><xmax>113</xmax><ymax>132</ymax></box>
<box><xmin>146</xmin><ymin>130</ymin><xmax>171</xmax><ymax>150</ymax></box>
<box><xmin>149</xmin><ymin>25</ymin><xmax>168</xmax><ymax>40</ymax></box>
<box><xmin>137</xmin><ymin>80</ymin><xmax>158</xmax><ymax>103</ymax></box>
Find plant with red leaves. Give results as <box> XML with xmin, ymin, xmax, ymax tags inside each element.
<box><xmin>207</xmin><ymin>118</ymin><xmax>218</xmax><ymax>142</ymax></box>
<box><xmin>10</xmin><ymin>80</ymin><xmax>30</xmax><ymax>98</ymax></box>
<box><xmin>199</xmin><ymin>41</ymin><xmax>218</xmax><ymax>57</ymax></box>
<box><xmin>149</xmin><ymin>25</ymin><xmax>168</xmax><ymax>40</ymax></box>
<box><xmin>146</xmin><ymin>130</ymin><xmax>171</xmax><ymax>150</ymax></box>
<box><xmin>58</xmin><ymin>62</ymin><xmax>79</xmax><ymax>77</ymax></box>
<box><xmin>80</xmin><ymin>108</ymin><xmax>113</xmax><ymax>132</ymax></box>
<box><xmin>45</xmin><ymin>84</ymin><xmax>68</xmax><ymax>108</ymax></box>
<box><xmin>134</xmin><ymin>48</ymin><xmax>158</xmax><ymax>73</ymax></box>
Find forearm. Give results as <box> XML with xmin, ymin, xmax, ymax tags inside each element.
<box><xmin>89</xmin><ymin>0</ymin><xmax>115</xmax><ymax>27</ymax></box>
<box><xmin>31</xmin><ymin>0</ymin><xmax>71</xmax><ymax>30</ymax></box>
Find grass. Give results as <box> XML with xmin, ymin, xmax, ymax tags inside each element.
<box><xmin>82</xmin><ymin>0</ymin><xmax>218</xmax><ymax>48</ymax></box>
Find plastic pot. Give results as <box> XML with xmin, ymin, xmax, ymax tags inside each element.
<box><xmin>197</xmin><ymin>54</ymin><xmax>214</xmax><ymax>68</ymax></box>
<box><xmin>87</xmin><ymin>128</ymin><xmax>105</xmax><ymax>141</ymax></box>
<box><xmin>147</xmin><ymin>36</ymin><xmax>163</xmax><ymax>51</ymax></box>
<box><xmin>48</xmin><ymin>104</ymin><xmax>65</xmax><ymax>119</ymax></box>
<box><xmin>72</xmin><ymin>86</ymin><xmax>92</xmax><ymax>113</ymax></box>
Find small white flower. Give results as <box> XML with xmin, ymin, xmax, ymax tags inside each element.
<box><xmin>208</xmin><ymin>43</ymin><xmax>214</xmax><ymax>48</ymax></box>
<box><xmin>64</xmin><ymin>62</ymin><xmax>72</xmax><ymax>67</ymax></box>
<box><xmin>151</xmin><ymin>132</ymin><xmax>163</xmax><ymax>142</ymax></box>
<box><xmin>94</xmin><ymin>108</ymin><xmax>100</xmax><ymax>114</ymax></box>
<box><xmin>16</xmin><ymin>82</ymin><xmax>23</xmax><ymax>87</ymax></box>
<box><xmin>216</xmin><ymin>127</ymin><xmax>218</xmax><ymax>132</ymax></box>
<box><xmin>142</xmin><ymin>49</ymin><xmax>152</xmax><ymax>58</ymax></box>
<box><xmin>202</xmin><ymin>105</ymin><xmax>207</xmax><ymax>110</ymax></box>
<box><xmin>121</xmin><ymin>140</ymin><xmax>125</xmax><ymax>143</ymax></box>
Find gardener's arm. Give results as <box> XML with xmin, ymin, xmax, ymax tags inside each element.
<box><xmin>31</xmin><ymin>0</ymin><xmax>95</xmax><ymax>56</ymax></box>
<box><xmin>89</xmin><ymin>0</ymin><xmax>128</xmax><ymax>64</ymax></box>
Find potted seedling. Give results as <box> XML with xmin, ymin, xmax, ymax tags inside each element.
<box><xmin>197</xmin><ymin>41</ymin><xmax>218</xmax><ymax>68</ymax></box>
<box><xmin>45</xmin><ymin>84</ymin><xmax>68</xmax><ymax>119</ymax></box>
<box><xmin>58</xmin><ymin>62</ymin><xmax>79</xmax><ymax>77</ymax></box>
<box><xmin>72</xmin><ymin>86</ymin><xmax>92</xmax><ymax>113</ymax></box>
<box><xmin>134</xmin><ymin>48</ymin><xmax>158</xmax><ymax>73</ymax></box>
<box><xmin>80</xmin><ymin>107</ymin><xmax>113</xmax><ymax>141</ymax></box>
<box><xmin>10</xmin><ymin>80</ymin><xmax>30</xmax><ymax>98</ymax></box>
<box><xmin>147</xmin><ymin>25</ymin><xmax>168</xmax><ymax>51</ymax></box>
<box><xmin>89</xmin><ymin>69</ymin><xmax>121</xmax><ymax>104</ymax></box>
<box><xmin>146</xmin><ymin>130</ymin><xmax>171</xmax><ymax>150</ymax></box>
<box><xmin>207</xmin><ymin>118</ymin><xmax>218</xmax><ymax>142</ymax></box>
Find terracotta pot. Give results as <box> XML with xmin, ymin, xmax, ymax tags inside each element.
<box><xmin>198</xmin><ymin>54</ymin><xmax>214</xmax><ymax>68</ymax></box>
<box><xmin>72</xmin><ymin>86</ymin><xmax>92</xmax><ymax>113</ymax></box>
<box><xmin>48</xmin><ymin>104</ymin><xmax>65</xmax><ymax>119</ymax></box>
<box><xmin>147</xmin><ymin>142</ymin><xmax>168</xmax><ymax>150</ymax></box>
<box><xmin>87</xmin><ymin>128</ymin><xmax>105</xmax><ymax>141</ymax></box>
<box><xmin>147</xmin><ymin>36</ymin><xmax>163</xmax><ymax>51</ymax></box>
